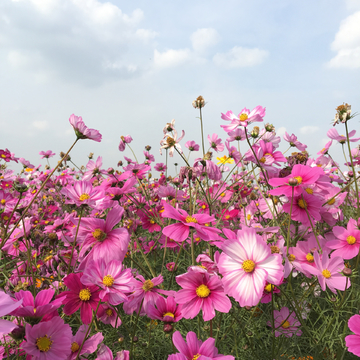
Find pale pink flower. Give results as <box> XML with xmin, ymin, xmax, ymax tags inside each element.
<box><xmin>283</xmin><ymin>132</ymin><xmax>307</xmax><ymax>151</ymax></box>
<box><xmin>267</xmin><ymin>307</ymin><xmax>302</xmax><ymax>337</ymax></box>
<box><xmin>69</xmin><ymin>114</ymin><xmax>102</xmax><ymax>142</ymax></box>
<box><xmin>327</xmin><ymin>128</ymin><xmax>360</xmax><ymax>144</ymax></box>
<box><xmin>346</xmin><ymin>314</ymin><xmax>360</xmax><ymax>357</ymax></box>
<box><xmin>221</xmin><ymin>106</ymin><xmax>266</xmax><ymax>131</ymax></box>
<box><xmin>0</xmin><ymin>291</ymin><xmax>23</xmax><ymax>337</ymax></box>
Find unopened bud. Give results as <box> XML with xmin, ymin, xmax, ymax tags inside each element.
<box><xmin>192</xmin><ymin>95</ymin><xmax>205</xmax><ymax>109</ymax></box>
<box><xmin>163</xmin><ymin>324</ymin><xmax>173</xmax><ymax>333</ymax></box>
<box><xmin>145</xmin><ymin>145</ymin><xmax>151</xmax><ymax>151</ymax></box>
<box><xmin>88</xmin><ymin>152</ymin><xmax>94</xmax><ymax>159</ymax></box>
<box><xmin>288</xmin><ymin>178</ymin><xmax>298</xmax><ymax>186</ymax></box>
<box><xmin>343</xmin><ymin>267</ymin><xmax>352</xmax><ymax>276</ymax></box>
<box><xmin>348</xmin><ymin>171</ymin><xmax>354</xmax><ymax>178</ymax></box>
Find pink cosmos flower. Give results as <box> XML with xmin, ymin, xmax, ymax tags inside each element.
<box><xmin>221</xmin><ymin>105</ymin><xmax>266</xmax><ymax>132</ymax></box>
<box><xmin>267</xmin><ymin>307</ymin><xmax>302</xmax><ymax>338</ymax></box>
<box><xmin>226</xmin><ymin>128</ymin><xmax>246</xmax><ymax>142</ymax></box>
<box><xmin>68</xmin><ymin>325</ymin><xmax>103</xmax><ymax>360</ymax></box>
<box><xmin>154</xmin><ymin>163</ymin><xmax>167</xmax><ymax>172</ymax></box>
<box><xmin>160</xmin><ymin>129</ymin><xmax>185</xmax><ymax>157</ymax></box>
<box><xmin>83</xmin><ymin>156</ymin><xmax>107</xmax><ymax>181</ymax></box>
<box><xmin>96</xmin><ymin>344</ymin><xmax>129</xmax><ymax>360</ymax></box>
<box><xmin>169</xmin><ymin>331</ymin><xmax>235</xmax><ymax>360</ymax></box>
<box><xmin>74</xmin><ymin>205</ymin><xmax>130</xmax><ymax>270</ymax></box>
<box><xmin>0</xmin><ymin>291</ymin><xmax>23</xmax><ymax>337</ymax></box>
<box><xmin>302</xmin><ymin>251</ymin><xmax>350</xmax><ymax>293</ymax></box>
<box><xmin>69</xmin><ymin>114</ymin><xmax>102</xmax><ymax>142</ymax></box>
<box><xmin>326</xmin><ymin>218</ymin><xmax>360</xmax><ymax>260</ymax></box>
<box><xmin>283</xmin><ymin>132</ymin><xmax>307</xmax><ymax>151</ymax></box>
<box><xmin>61</xmin><ymin>180</ymin><xmax>105</xmax><ymax>207</ymax></box>
<box><xmin>218</xmin><ymin>228</ymin><xmax>284</xmax><ymax>307</ymax></box>
<box><xmin>345</xmin><ymin>314</ymin><xmax>360</xmax><ymax>357</ymax></box>
<box><xmin>59</xmin><ymin>272</ymin><xmax>101</xmax><ymax>324</ymax></box>
<box><xmin>208</xmin><ymin>134</ymin><xmax>224</xmax><ymax>152</ymax></box>
<box><xmin>175</xmin><ymin>271</ymin><xmax>231</xmax><ymax>321</ymax></box>
<box><xmin>185</xmin><ymin>140</ymin><xmax>200</xmax><ymax>151</ymax></box>
<box><xmin>161</xmin><ymin>202</ymin><xmax>221</xmax><ymax>242</ymax></box>
<box><xmin>317</xmin><ymin>140</ymin><xmax>332</xmax><ymax>155</ymax></box>
<box><xmin>119</xmin><ymin>135</ymin><xmax>133</xmax><ymax>152</ymax></box>
<box><xmin>39</xmin><ymin>150</ymin><xmax>55</xmax><ymax>159</ymax></box>
<box><xmin>327</xmin><ymin>128</ymin><xmax>360</xmax><ymax>144</ymax></box>
<box><xmin>81</xmin><ymin>259</ymin><xmax>133</xmax><ymax>305</ymax></box>
<box><xmin>147</xmin><ymin>296</ymin><xmax>183</xmax><ymax>323</ymax></box>
<box><xmin>98</xmin><ymin>304</ymin><xmax>122</xmax><ymax>328</ymax></box>
<box><xmin>21</xmin><ymin>317</ymin><xmax>72</xmax><ymax>360</ymax></box>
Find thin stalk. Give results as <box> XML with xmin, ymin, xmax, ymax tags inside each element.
<box><xmin>67</xmin><ymin>210</ymin><xmax>83</xmax><ymax>275</ymax></box>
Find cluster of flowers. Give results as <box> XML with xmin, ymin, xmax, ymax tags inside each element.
<box><xmin>0</xmin><ymin>101</ymin><xmax>360</xmax><ymax>359</ymax></box>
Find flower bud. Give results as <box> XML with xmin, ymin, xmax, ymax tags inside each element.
<box><xmin>288</xmin><ymin>178</ymin><xmax>298</xmax><ymax>186</ymax></box>
<box><xmin>145</xmin><ymin>145</ymin><xmax>151</xmax><ymax>151</ymax></box>
<box><xmin>163</xmin><ymin>324</ymin><xmax>173</xmax><ymax>333</ymax></box>
<box><xmin>192</xmin><ymin>95</ymin><xmax>205</xmax><ymax>109</ymax></box>
<box><xmin>343</xmin><ymin>267</ymin><xmax>352</xmax><ymax>276</ymax></box>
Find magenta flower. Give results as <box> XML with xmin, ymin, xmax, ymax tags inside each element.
<box><xmin>147</xmin><ymin>296</ymin><xmax>183</xmax><ymax>323</ymax></box>
<box><xmin>83</xmin><ymin>156</ymin><xmax>107</xmax><ymax>181</ymax></box>
<box><xmin>161</xmin><ymin>202</ymin><xmax>221</xmax><ymax>242</ymax></box>
<box><xmin>81</xmin><ymin>259</ymin><xmax>133</xmax><ymax>305</ymax></box>
<box><xmin>221</xmin><ymin>105</ymin><xmax>266</xmax><ymax>131</ymax></box>
<box><xmin>59</xmin><ymin>272</ymin><xmax>101</xmax><ymax>324</ymax></box>
<box><xmin>283</xmin><ymin>132</ymin><xmax>307</xmax><ymax>151</ymax></box>
<box><xmin>154</xmin><ymin>163</ymin><xmax>167</xmax><ymax>172</ymax></box>
<box><xmin>21</xmin><ymin>317</ymin><xmax>72</xmax><ymax>360</ymax></box>
<box><xmin>0</xmin><ymin>291</ymin><xmax>23</xmax><ymax>337</ymax></box>
<box><xmin>69</xmin><ymin>114</ymin><xmax>102</xmax><ymax>142</ymax></box>
<box><xmin>75</xmin><ymin>205</ymin><xmax>130</xmax><ymax>270</ymax></box>
<box><xmin>96</xmin><ymin>344</ymin><xmax>129</xmax><ymax>360</ymax></box>
<box><xmin>61</xmin><ymin>180</ymin><xmax>105</xmax><ymax>207</ymax></box>
<box><xmin>185</xmin><ymin>140</ymin><xmax>200</xmax><ymax>151</ymax></box>
<box><xmin>119</xmin><ymin>135</ymin><xmax>133</xmax><ymax>152</ymax></box>
<box><xmin>302</xmin><ymin>251</ymin><xmax>350</xmax><ymax>293</ymax></box>
<box><xmin>175</xmin><ymin>271</ymin><xmax>231</xmax><ymax>321</ymax></box>
<box><xmin>326</xmin><ymin>218</ymin><xmax>360</xmax><ymax>260</ymax></box>
<box><xmin>267</xmin><ymin>307</ymin><xmax>302</xmax><ymax>338</ymax></box>
<box><xmin>208</xmin><ymin>134</ymin><xmax>224</xmax><ymax>152</ymax></box>
<box><xmin>97</xmin><ymin>304</ymin><xmax>122</xmax><ymax>328</ymax></box>
<box><xmin>218</xmin><ymin>228</ymin><xmax>283</xmax><ymax>307</ymax></box>
<box><xmin>39</xmin><ymin>150</ymin><xmax>55</xmax><ymax>159</ymax></box>
<box><xmin>68</xmin><ymin>325</ymin><xmax>103</xmax><ymax>360</ymax></box>
<box><xmin>169</xmin><ymin>331</ymin><xmax>235</xmax><ymax>360</ymax></box>
<box><xmin>345</xmin><ymin>314</ymin><xmax>360</xmax><ymax>357</ymax></box>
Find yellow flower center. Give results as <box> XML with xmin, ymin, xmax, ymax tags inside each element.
<box><xmin>79</xmin><ymin>288</ymin><xmax>91</xmax><ymax>301</ymax></box>
<box><xmin>322</xmin><ymin>269</ymin><xmax>331</xmax><ymax>279</ymax></box>
<box><xmin>92</xmin><ymin>228</ymin><xmax>106</xmax><ymax>241</ymax></box>
<box><xmin>270</xmin><ymin>245</ymin><xmax>280</xmax><ymax>254</ymax></box>
<box><xmin>103</xmin><ymin>275</ymin><xmax>114</xmax><ymax>287</ymax></box>
<box><xmin>163</xmin><ymin>312</ymin><xmax>175</xmax><ymax>318</ymax></box>
<box><xmin>36</xmin><ymin>335</ymin><xmax>53</xmax><ymax>352</ymax></box>
<box><xmin>239</xmin><ymin>113</ymin><xmax>248</xmax><ymax>121</ymax></box>
<box><xmin>166</xmin><ymin>137</ymin><xmax>176</xmax><ymax>147</ymax></box>
<box><xmin>142</xmin><ymin>280</ymin><xmax>154</xmax><ymax>292</ymax></box>
<box><xmin>265</xmin><ymin>284</ymin><xmax>274</xmax><ymax>292</ymax></box>
<box><xmin>185</xmin><ymin>216</ymin><xmax>198</xmax><ymax>224</ymax></box>
<box><xmin>193</xmin><ymin>354</ymin><xmax>201</xmax><ymax>360</ymax></box>
<box><xmin>0</xmin><ymin>199</ymin><xmax>5</xmax><ymax>205</ymax></box>
<box><xmin>242</xmin><ymin>259</ymin><xmax>255</xmax><ymax>273</ymax></box>
<box><xmin>71</xmin><ymin>342</ymin><xmax>80</xmax><ymax>352</ymax></box>
<box><xmin>327</xmin><ymin>198</ymin><xmax>335</xmax><ymax>205</ymax></box>
<box><xmin>288</xmin><ymin>254</ymin><xmax>296</xmax><ymax>261</ymax></box>
<box><xmin>305</xmin><ymin>188</ymin><xmax>313</xmax><ymax>195</ymax></box>
<box><xmin>347</xmin><ymin>235</ymin><xmax>356</xmax><ymax>245</ymax></box>
<box><xmin>281</xmin><ymin>320</ymin><xmax>290</xmax><ymax>329</ymax></box>
<box><xmin>259</xmin><ymin>157</ymin><xmax>266</xmax><ymax>163</ymax></box>
<box><xmin>294</xmin><ymin>176</ymin><xmax>303</xmax><ymax>184</ymax></box>
<box><xmin>247</xmin><ymin>214</ymin><xmax>251</xmax><ymax>221</ymax></box>
<box><xmin>79</xmin><ymin>193</ymin><xmax>90</xmax><ymax>201</ymax></box>
<box><xmin>306</xmin><ymin>253</ymin><xmax>314</xmax><ymax>263</ymax></box>
<box><xmin>297</xmin><ymin>199</ymin><xmax>306</xmax><ymax>209</ymax></box>
<box><xmin>196</xmin><ymin>284</ymin><xmax>211</xmax><ymax>298</ymax></box>
<box><xmin>106</xmin><ymin>308</ymin><xmax>113</xmax><ymax>317</ymax></box>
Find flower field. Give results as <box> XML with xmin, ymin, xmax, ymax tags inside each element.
<box><xmin>1</xmin><ymin>99</ymin><xmax>360</xmax><ymax>359</ymax></box>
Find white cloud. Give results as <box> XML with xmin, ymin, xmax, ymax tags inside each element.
<box><xmin>276</xmin><ymin>126</ymin><xmax>286</xmax><ymax>138</ymax></box>
<box><xmin>32</xmin><ymin>120</ymin><xmax>48</xmax><ymax>130</ymax></box>
<box><xmin>213</xmin><ymin>46</ymin><xmax>268</xmax><ymax>68</ymax></box>
<box><xmin>154</xmin><ymin>49</ymin><xmax>191</xmax><ymax>68</ymax></box>
<box><xmin>327</xmin><ymin>11</ymin><xmax>360</xmax><ymax>68</ymax></box>
<box><xmin>300</xmin><ymin>126</ymin><xmax>320</xmax><ymax>135</ymax></box>
<box><xmin>190</xmin><ymin>28</ymin><xmax>220</xmax><ymax>53</ymax></box>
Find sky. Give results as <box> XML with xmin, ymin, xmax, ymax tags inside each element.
<box><xmin>1</xmin><ymin>0</ymin><xmax>360</xmax><ymax>174</ymax></box>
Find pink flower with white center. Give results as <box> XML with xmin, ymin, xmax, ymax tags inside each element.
<box><xmin>68</xmin><ymin>325</ymin><xmax>103</xmax><ymax>360</ymax></box>
<box><xmin>21</xmin><ymin>317</ymin><xmax>72</xmax><ymax>360</ymax></box>
<box><xmin>326</xmin><ymin>218</ymin><xmax>360</xmax><ymax>260</ymax></box>
<box><xmin>327</xmin><ymin>128</ymin><xmax>360</xmax><ymax>144</ymax></box>
<box><xmin>69</xmin><ymin>114</ymin><xmax>102</xmax><ymax>142</ymax></box>
<box><xmin>0</xmin><ymin>291</ymin><xmax>22</xmax><ymax>337</ymax></box>
<box><xmin>283</xmin><ymin>132</ymin><xmax>307</xmax><ymax>151</ymax></box>
<box><xmin>61</xmin><ymin>180</ymin><xmax>105</xmax><ymax>207</ymax></box>
<box><xmin>218</xmin><ymin>228</ymin><xmax>284</xmax><ymax>307</ymax></box>
<box><xmin>81</xmin><ymin>259</ymin><xmax>133</xmax><ymax>306</ymax></box>
<box><xmin>185</xmin><ymin>140</ymin><xmax>200</xmax><ymax>151</ymax></box>
<box><xmin>175</xmin><ymin>271</ymin><xmax>231</xmax><ymax>321</ymax></box>
<box><xmin>208</xmin><ymin>134</ymin><xmax>224</xmax><ymax>152</ymax></box>
<box><xmin>345</xmin><ymin>314</ymin><xmax>360</xmax><ymax>357</ymax></box>
<box><xmin>302</xmin><ymin>251</ymin><xmax>350</xmax><ymax>293</ymax></box>
<box><xmin>160</xmin><ymin>129</ymin><xmax>185</xmax><ymax>157</ymax></box>
<box><xmin>74</xmin><ymin>205</ymin><xmax>130</xmax><ymax>270</ymax></box>
<box><xmin>39</xmin><ymin>150</ymin><xmax>55</xmax><ymax>159</ymax></box>
<box><xmin>221</xmin><ymin>105</ymin><xmax>266</xmax><ymax>132</ymax></box>
<box><xmin>161</xmin><ymin>202</ymin><xmax>222</xmax><ymax>242</ymax></box>
<box><xmin>118</xmin><ymin>135</ymin><xmax>133</xmax><ymax>152</ymax></box>
<box><xmin>267</xmin><ymin>307</ymin><xmax>302</xmax><ymax>338</ymax></box>
<box><xmin>147</xmin><ymin>296</ymin><xmax>183</xmax><ymax>323</ymax></box>
<box><xmin>169</xmin><ymin>331</ymin><xmax>235</xmax><ymax>360</ymax></box>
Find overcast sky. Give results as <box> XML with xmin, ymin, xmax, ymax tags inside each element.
<box><xmin>1</xmin><ymin>0</ymin><xmax>360</xmax><ymax>174</ymax></box>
